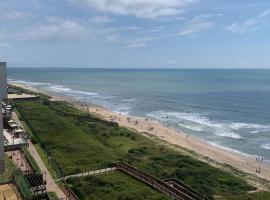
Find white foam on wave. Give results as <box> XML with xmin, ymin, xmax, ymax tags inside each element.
<box><xmin>147</xmin><ymin>111</ymin><xmax>239</xmax><ymax>139</ymax></box>
<box><xmin>10</xmin><ymin>79</ymin><xmax>51</xmax><ymax>87</ymax></box>
<box><xmin>122</xmin><ymin>98</ymin><xmax>136</xmax><ymax>102</ymax></box>
<box><xmin>208</xmin><ymin>141</ymin><xmax>258</xmax><ymax>158</ymax></box>
<box><xmin>49</xmin><ymin>85</ymin><xmax>72</xmax><ymax>92</ymax></box>
<box><xmin>179</xmin><ymin>124</ymin><xmax>203</xmax><ymax>132</ymax></box>
<box><xmin>146</xmin><ymin>110</ymin><xmax>171</xmax><ymax>121</ymax></box>
<box><xmin>46</xmin><ymin>83</ymin><xmax>131</xmax><ymax>114</ymax></box>
<box><xmin>169</xmin><ymin>111</ymin><xmax>224</xmax><ymax>128</ymax></box>
<box><xmin>112</xmin><ymin>104</ymin><xmax>132</xmax><ymax>115</ymax></box>
<box><xmin>46</xmin><ymin>84</ymin><xmax>99</xmax><ymax>97</ymax></box>
<box><xmin>215</xmin><ymin>129</ymin><xmax>241</xmax><ymax>139</ymax></box>
<box><xmin>230</xmin><ymin>123</ymin><xmax>270</xmax><ymax>130</ymax></box>
<box><xmin>70</xmin><ymin>90</ymin><xmax>98</xmax><ymax>96</ymax></box>
<box><xmin>261</xmin><ymin>144</ymin><xmax>270</xmax><ymax>150</ymax></box>
<box><xmin>147</xmin><ymin>110</ymin><xmax>270</xmax><ymax>139</ymax></box>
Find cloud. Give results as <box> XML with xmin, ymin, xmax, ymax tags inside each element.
<box><xmin>90</xmin><ymin>15</ymin><xmax>114</xmax><ymax>24</ymax></box>
<box><xmin>0</xmin><ymin>43</ymin><xmax>10</xmax><ymax>48</ymax></box>
<box><xmin>71</xmin><ymin>0</ymin><xmax>196</xmax><ymax>19</ymax></box>
<box><xmin>178</xmin><ymin>14</ymin><xmax>216</xmax><ymax>36</ymax></box>
<box><xmin>226</xmin><ymin>9</ymin><xmax>270</xmax><ymax>34</ymax></box>
<box><xmin>240</xmin><ymin>59</ymin><xmax>250</xmax><ymax>65</ymax></box>
<box><xmin>1</xmin><ymin>11</ymin><xmax>29</xmax><ymax>20</ymax></box>
<box><xmin>125</xmin><ymin>26</ymin><xmax>142</xmax><ymax>31</ymax></box>
<box><xmin>128</xmin><ymin>42</ymin><xmax>147</xmax><ymax>48</ymax></box>
<box><xmin>18</xmin><ymin>17</ymin><xmax>89</xmax><ymax>42</ymax></box>
<box><xmin>167</xmin><ymin>59</ymin><xmax>176</xmax><ymax>64</ymax></box>
<box><xmin>0</xmin><ymin>32</ymin><xmax>10</xmax><ymax>48</ymax></box>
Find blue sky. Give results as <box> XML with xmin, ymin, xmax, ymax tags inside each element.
<box><xmin>0</xmin><ymin>0</ymin><xmax>270</xmax><ymax>68</ymax></box>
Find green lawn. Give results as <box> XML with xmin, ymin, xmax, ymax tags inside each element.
<box><xmin>67</xmin><ymin>172</ymin><xmax>170</xmax><ymax>200</ymax></box>
<box><xmin>14</xmin><ymin>97</ymin><xmax>270</xmax><ymax>199</ymax></box>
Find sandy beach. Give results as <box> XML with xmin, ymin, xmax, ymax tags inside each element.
<box><xmin>9</xmin><ymin>82</ymin><xmax>270</xmax><ymax>182</ymax></box>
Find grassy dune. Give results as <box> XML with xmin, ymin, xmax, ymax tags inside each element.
<box><xmin>14</xmin><ymin>97</ymin><xmax>270</xmax><ymax>199</ymax></box>
<box><xmin>67</xmin><ymin>172</ymin><xmax>170</xmax><ymax>200</ymax></box>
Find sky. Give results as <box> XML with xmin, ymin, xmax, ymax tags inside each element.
<box><xmin>0</xmin><ymin>0</ymin><xmax>270</xmax><ymax>68</ymax></box>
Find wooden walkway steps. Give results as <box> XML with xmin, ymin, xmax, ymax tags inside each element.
<box><xmin>63</xmin><ymin>162</ymin><xmax>209</xmax><ymax>200</ymax></box>
<box><xmin>115</xmin><ymin>162</ymin><xmax>209</xmax><ymax>200</ymax></box>
<box><xmin>164</xmin><ymin>178</ymin><xmax>208</xmax><ymax>200</ymax></box>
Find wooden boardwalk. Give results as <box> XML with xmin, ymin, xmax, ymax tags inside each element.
<box><xmin>116</xmin><ymin>162</ymin><xmax>208</xmax><ymax>200</ymax></box>
<box><xmin>63</xmin><ymin>162</ymin><xmax>208</xmax><ymax>200</ymax></box>
<box><xmin>62</xmin><ymin>167</ymin><xmax>117</xmax><ymax>180</ymax></box>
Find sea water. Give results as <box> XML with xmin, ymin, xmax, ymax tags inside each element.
<box><xmin>7</xmin><ymin>68</ymin><xmax>270</xmax><ymax>161</ymax></box>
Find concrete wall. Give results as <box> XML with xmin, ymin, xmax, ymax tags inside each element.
<box><xmin>0</xmin><ymin>62</ymin><xmax>7</xmax><ymax>100</ymax></box>
<box><xmin>0</xmin><ymin>103</ymin><xmax>4</xmax><ymax>173</ymax></box>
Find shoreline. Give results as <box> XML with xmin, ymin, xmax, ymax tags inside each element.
<box><xmin>9</xmin><ymin>82</ymin><xmax>270</xmax><ymax>181</ymax></box>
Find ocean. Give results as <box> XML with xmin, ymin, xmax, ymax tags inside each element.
<box><xmin>7</xmin><ymin>68</ymin><xmax>270</xmax><ymax>161</ymax></box>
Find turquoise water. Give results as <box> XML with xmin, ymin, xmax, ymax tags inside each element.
<box><xmin>7</xmin><ymin>68</ymin><xmax>270</xmax><ymax>161</ymax></box>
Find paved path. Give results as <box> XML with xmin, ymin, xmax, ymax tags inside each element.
<box><xmin>62</xmin><ymin>167</ymin><xmax>116</xmax><ymax>180</ymax></box>
<box><xmin>12</xmin><ymin>112</ymin><xmax>68</xmax><ymax>200</ymax></box>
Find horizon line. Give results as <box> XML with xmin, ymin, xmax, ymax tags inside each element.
<box><xmin>6</xmin><ymin>66</ymin><xmax>270</xmax><ymax>70</ymax></box>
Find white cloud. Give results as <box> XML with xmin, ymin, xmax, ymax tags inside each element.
<box><xmin>1</xmin><ymin>11</ymin><xmax>29</xmax><ymax>20</ymax></box>
<box><xmin>240</xmin><ymin>59</ymin><xmax>250</xmax><ymax>65</ymax></box>
<box><xmin>167</xmin><ymin>59</ymin><xmax>176</xmax><ymax>64</ymax></box>
<box><xmin>125</xmin><ymin>26</ymin><xmax>142</xmax><ymax>31</ymax></box>
<box><xmin>178</xmin><ymin>14</ymin><xmax>215</xmax><ymax>36</ymax></box>
<box><xmin>90</xmin><ymin>16</ymin><xmax>114</xmax><ymax>24</ymax></box>
<box><xmin>128</xmin><ymin>42</ymin><xmax>147</xmax><ymax>48</ymax></box>
<box><xmin>18</xmin><ymin>17</ymin><xmax>89</xmax><ymax>41</ymax></box>
<box><xmin>105</xmin><ymin>34</ymin><xmax>120</xmax><ymax>42</ymax></box>
<box><xmin>72</xmin><ymin>0</ymin><xmax>196</xmax><ymax>19</ymax></box>
<box><xmin>0</xmin><ymin>32</ymin><xmax>10</xmax><ymax>48</ymax></box>
<box><xmin>226</xmin><ymin>9</ymin><xmax>270</xmax><ymax>34</ymax></box>
<box><xmin>0</xmin><ymin>43</ymin><xmax>10</xmax><ymax>48</ymax></box>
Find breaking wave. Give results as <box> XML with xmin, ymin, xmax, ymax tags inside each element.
<box><xmin>147</xmin><ymin>110</ymin><xmax>270</xmax><ymax>140</ymax></box>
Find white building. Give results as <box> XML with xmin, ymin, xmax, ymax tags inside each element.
<box><xmin>0</xmin><ymin>62</ymin><xmax>7</xmax><ymax>100</ymax></box>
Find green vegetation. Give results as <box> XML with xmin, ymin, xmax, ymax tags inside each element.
<box><xmin>47</xmin><ymin>192</ymin><xmax>60</xmax><ymax>200</ymax></box>
<box><xmin>14</xmin><ymin>97</ymin><xmax>270</xmax><ymax>199</ymax></box>
<box><xmin>225</xmin><ymin>192</ymin><xmax>270</xmax><ymax>200</ymax></box>
<box><xmin>23</xmin><ymin>148</ymin><xmax>41</xmax><ymax>174</ymax></box>
<box><xmin>0</xmin><ymin>155</ymin><xmax>16</xmax><ymax>183</ymax></box>
<box><xmin>67</xmin><ymin>172</ymin><xmax>169</xmax><ymax>200</ymax></box>
<box><xmin>13</xmin><ymin>171</ymin><xmax>32</xmax><ymax>199</ymax></box>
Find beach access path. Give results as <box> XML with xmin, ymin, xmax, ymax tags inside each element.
<box><xmin>62</xmin><ymin>167</ymin><xmax>116</xmax><ymax>181</ymax></box>
<box><xmin>12</xmin><ymin>112</ymin><xmax>68</xmax><ymax>200</ymax></box>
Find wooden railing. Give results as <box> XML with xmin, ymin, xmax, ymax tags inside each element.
<box><xmin>164</xmin><ymin>178</ymin><xmax>208</xmax><ymax>200</ymax></box>
<box><xmin>115</xmin><ymin>162</ymin><xmax>208</xmax><ymax>200</ymax></box>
